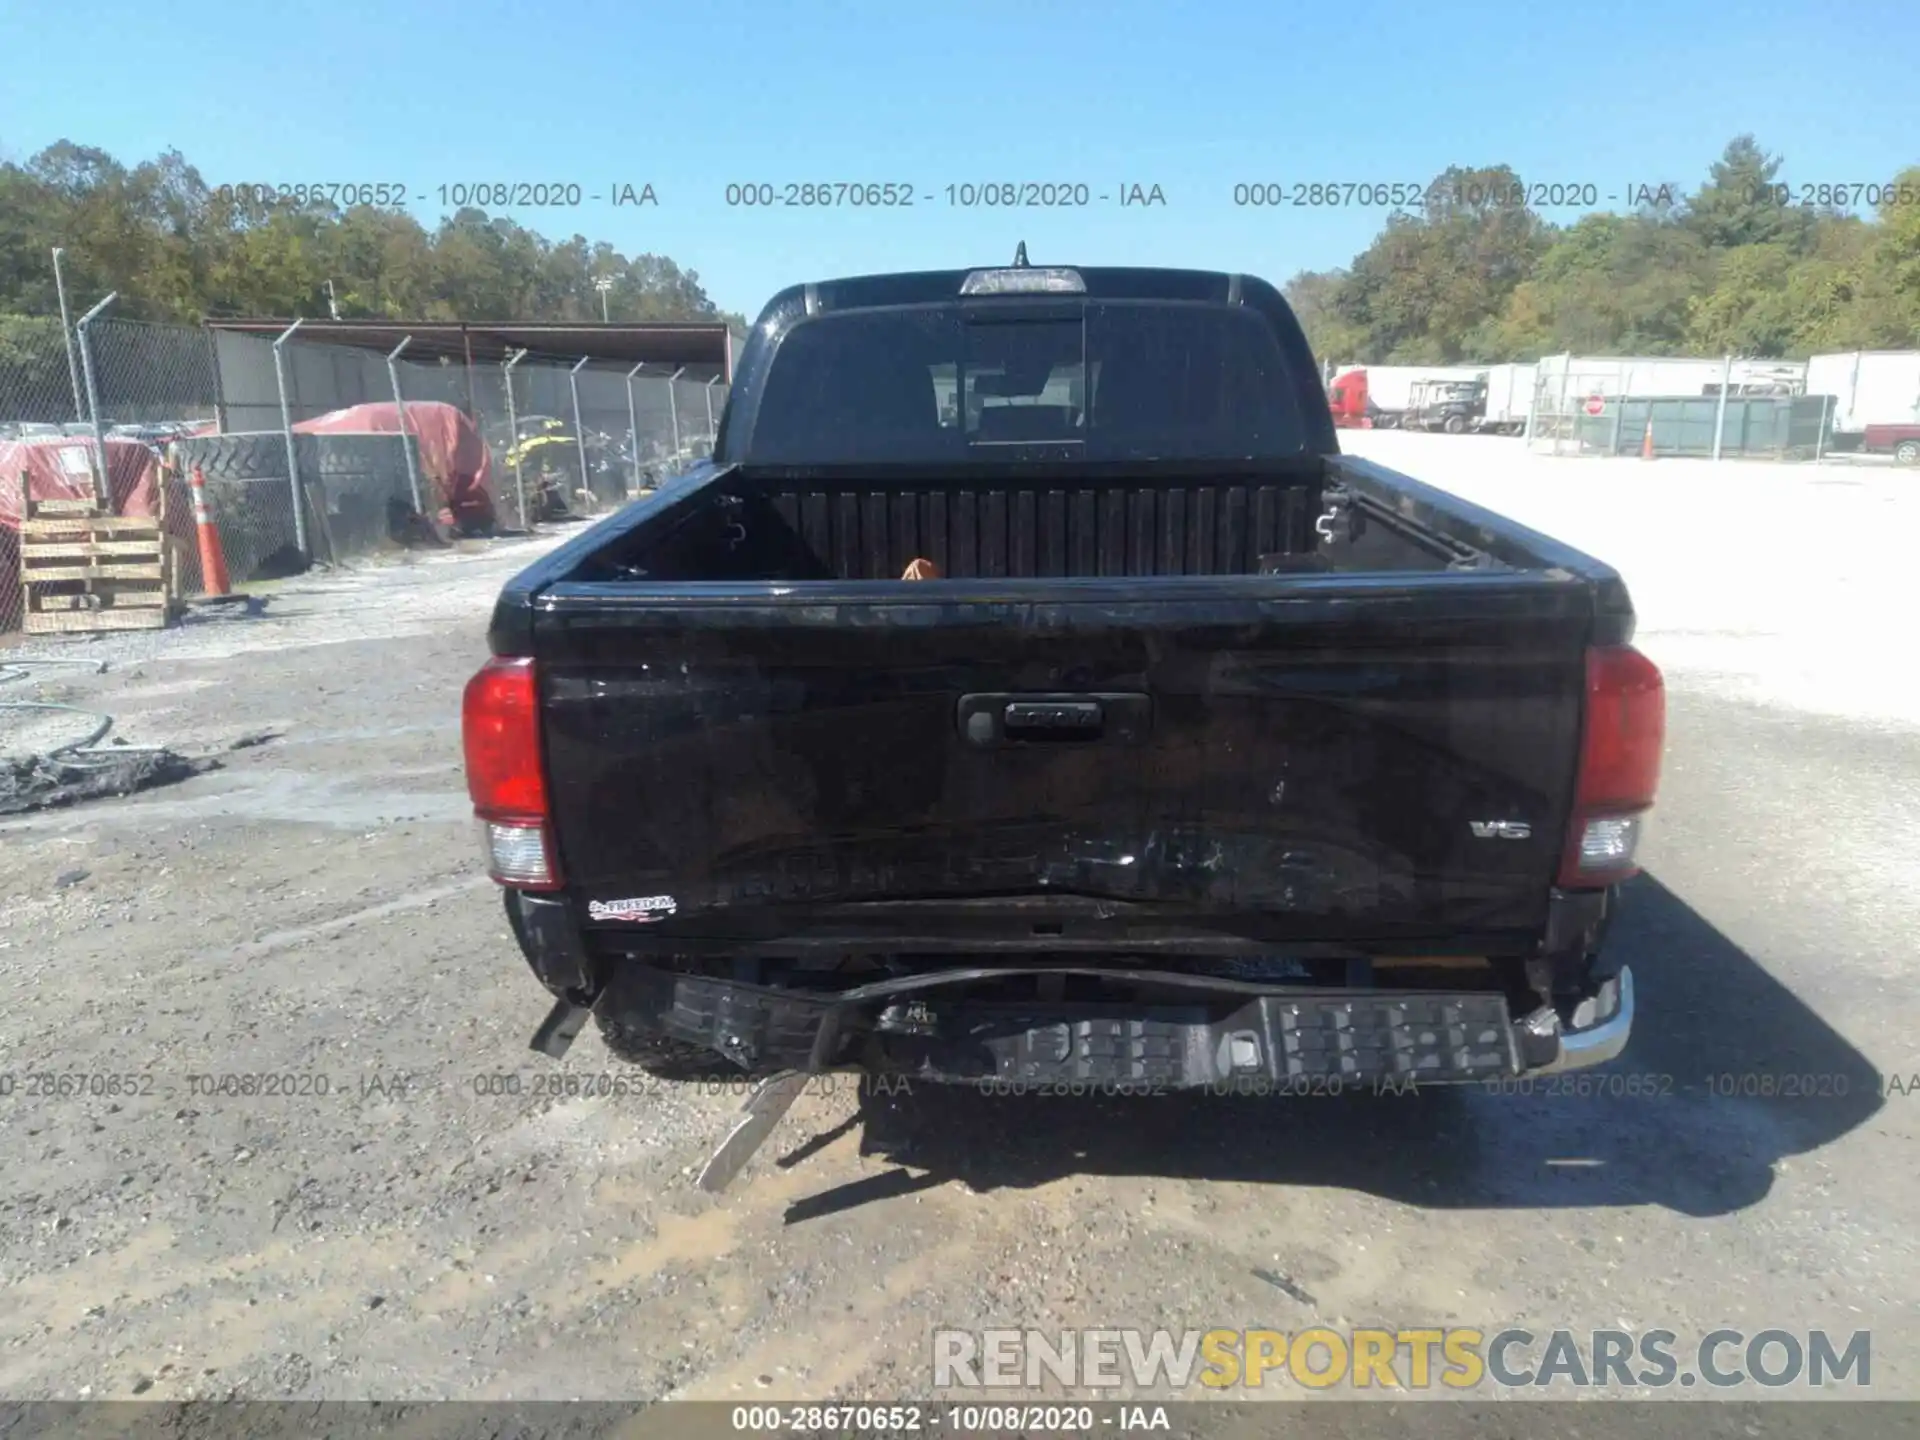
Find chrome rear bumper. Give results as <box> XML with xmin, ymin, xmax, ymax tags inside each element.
<box><xmin>1529</xmin><ymin>968</ymin><xmax>1634</xmax><ymax>1075</ymax></box>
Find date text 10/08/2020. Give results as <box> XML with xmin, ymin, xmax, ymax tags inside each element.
<box><xmin>728</xmin><ymin>1405</ymin><xmax>1168</xmax><ymax>1434</ymax></box>
<box><xmin>722</xmin><ymin>183</ymin><xmax>1167</xmax><ymax>208</ymax></box>
<box><xmin>1231</xmin><ymin>181</ymin><xmax>1679</xmax><ymax>209</ymax></box>
<box><xmin>5</xmin><ymin>1070</ymin><xmax>1920</xmax><ymax>1102</ymax></box>
<box><xmin>1230</xmin><ymin>179</ymin><xmax>1920</xmax><ymax>209</ymax></box>
<box><xmin>200</xmin><ymin>179</ymin><xmax>1920</xmax><ymax>214</ymax></box>
<box><xmin>213</xmin><ymin>183</ymin><xmax>659</xmax><ymax>208</ymax></box>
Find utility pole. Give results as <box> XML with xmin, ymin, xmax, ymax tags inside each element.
<box><xmin>51</xmin><ymin>248</ymin><xmax>86</xmax><ymax>421</ymax></box>
<box><xmin>76</xmin><ymin>293</ymin><xmax>119</xmax><ymax>507</ymax></box>
<box><xmin>324</xmin><ymin>279</ymin><xmax>341</xmax><ymax>320</ymax></box>
<box><xmin>272</xmin><ymin>319</ymin><xmax>309</xmax><ymax>558</ymax></box>
<box><xmin>504</xmin><ymin>349</ymin><xmax>530</xmax><ymax>529</ymax></box>
<box><xmin>593</xmin><ymin>276</ymin><xmax>613</xmax><ymax>323</ymax></box>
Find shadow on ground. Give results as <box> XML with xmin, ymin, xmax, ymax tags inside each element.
<box><xmin>779</xmin><ymin>873</ymin><xmax>1883</xmax><ymax>1222</ymax></box>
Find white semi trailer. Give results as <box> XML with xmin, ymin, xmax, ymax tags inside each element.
<box><xmin>1532</xmin><ymin>355</ymin><xmax>1807</xmax><ymax>411</ymax></box>
<box><xmin>1804</xmin><ymin>352</ymin><xmax>1920</xmax><ymax>449</ymax></box>
<box><xmin>1479</xmin><ymin>363</ymin><xmax>1537</xmax><ymax>434</ymax></box>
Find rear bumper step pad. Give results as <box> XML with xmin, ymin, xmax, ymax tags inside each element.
<box><xmin>608</xmin><ymin>966</ymin><xmax>1523</xmax><ymax>1088</ymax></box>
<box><xmin>573</xmin><ymin>963</ymin><xmax>1635</xmax><ymax>1194</ymax></box>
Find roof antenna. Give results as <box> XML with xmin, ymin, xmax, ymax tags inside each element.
<box><xmin>1012</xmin><ymin>241</ymin><xmax>1029</xmax><ymax>268</ymax></box>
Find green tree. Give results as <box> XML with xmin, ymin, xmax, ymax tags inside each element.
<box><xmin>1684</xmin><ymin>135</ymin><xmax>1819</xmax><ymax>254</ymax></box>
<box><xmin>1475</xmin><ymin>212</ymin><xmax>1713</xmax><ymax>356</ymax></box>
<box><xmin>1283</xmin><ymin>268</ymin><xmax>1366</xmax><ymax>365</ymax></box>
<box><xmin>1686</xmin><ymin>243</ymin><xmax>1801</xmax><ymax>354</ymax></box>
<box><xmin>1849</xmin><ymin>165</ymin><xmax>1920</xmax><ymax>345</ymax></box>
<box><xmin>1330</xmin><ymin>165</ymin><xmax>1550</xmax><ymax>361</ymax></box>
<box><xmin>3</xmin><ymin>135</ymin><xmax>1914</xmax><ymax>366</ymax></box>
<box><xmin>0</xmin><ymin>314</ymin><xmax>77</xmax><ymax>420</ymax></box>
<box><xmin>0</xmin><ymin>140</ymin><xmax>736</xmax><ymax>330</ymax></box>
<box><xmin>0</xmin><ymin>176</ymin><xmax>56</xmax><ymax>313</ymax></box>
<box><xmin>319</xmin><ymin>207</ymin><xmax>438</xmax><ymax>318</ymax></box>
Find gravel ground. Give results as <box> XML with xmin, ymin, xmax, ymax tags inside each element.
<box><xmin>1342</xmin><ymin>431</ymin><xmax>1920</xmax><ymax>730</ymax></box>
<box><xmin>0</xmin><ymin>456</ymin><xmax>1915</xmax><ymax>1417</ymax></box>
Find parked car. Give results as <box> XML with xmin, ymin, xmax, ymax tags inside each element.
<box><xmin>0</xmin><ymin>421</ymin><xmax>66</xmax><ymax>441</ymax></box>
<box><xmin>462</xmin><ymin>258</ymin><xmax>1665</xmax><ymax>1192</ymax></box>
<box><xmin>111</xmin><ymin>420</ymin><xmax>208</xmax><ymax>446</ymax></box>
<box><xmin>1863</xmin><ymin>423</ymin><xmax>1920</xmax><ymax>464</ymax></box>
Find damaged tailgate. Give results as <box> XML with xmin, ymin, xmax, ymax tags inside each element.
<box><xmin>533</xmin><ymin>569</ymin><xmax>1592</xmax><ymax>954</ymax></box>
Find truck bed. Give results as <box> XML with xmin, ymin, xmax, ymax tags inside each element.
<box><xmin>511</xmin><ymin>454</ymin><xmax>1588</xmax><ymax>590</ymax></box>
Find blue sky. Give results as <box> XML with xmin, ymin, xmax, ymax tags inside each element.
<box><xmin>3</xmin><ymin>0</ymin><xmax>1916</xmax><ymax>319</ymax></box>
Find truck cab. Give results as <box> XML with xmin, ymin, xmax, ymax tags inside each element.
<box><xmin>1328</xmin><ymin>369</ymin><xmax>1372</xmax><ymax>428</ymax></box>
<box><xmin>1406</xmin><ymin>379</ymin><xmax>1488</xmax><ymax>434</ymax></box>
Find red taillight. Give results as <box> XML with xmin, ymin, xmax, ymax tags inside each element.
<box><xmin>1559</xmin><ymin>644</ymin><xmax>1665</xmax><ymax>889</ymax></box>
<box><xmin>461</xmin><ymin>656</ymin><xmax>560</xmax><ymax>889</ymax></box>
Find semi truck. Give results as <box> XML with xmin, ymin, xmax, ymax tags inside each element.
<box><xmin>1402</xmin><ymin>378</ymin><xmax>1488</xmax><ymax>433</ymax></box>
<box><xmin>1328</xmin><ymin>365</ymin><xmax>1489</xmax><ymax>428</ymax></box>
<box><xmin>1332</xmin><ymin>366</ymin><xmax>1531</xmax><ymax>436</ymax></box>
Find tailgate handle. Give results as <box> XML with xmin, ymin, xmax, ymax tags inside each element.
<box><xmin>1004</xmin><ymin>700</ymin><xmax>1104</xmax><ymax>740</ymax></box>
<box><xmin>959</xmin><ymin>693</ymin><xmax>1151</xmax><ymax>748</ymax></box>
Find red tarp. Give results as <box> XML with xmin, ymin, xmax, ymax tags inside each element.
<box><xmin>0</xmin><ymin>435</ymin><xmax>183</xmax><ymax>631</ymax></box>
<box><xmin>293</xmin><ymin>400</ymin><xmax>495</xmax><ymax>532</ymax></box>
<box><xmin>0</xmin><ymin>435</ymin><xmax>168</xmax><ymax>527</ymax></box>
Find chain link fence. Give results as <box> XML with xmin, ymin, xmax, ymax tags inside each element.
<box><xmin>0</xmin><ymin>315</ymin><xmax>87</xmax><ymax>430</ymax></box>
<box><xmin>479</xmin><ymin>349</ymin><xmax>723</xmax><ymax>532</ymax></box>
<box><xmin>228</xmin><ymin>332</ymin><xmax>727</xmax><ymax>535</ymax></box>
<box><xmin>4</xmin><ymin>306</ymin><xmax>733</xmax><ymax>636</ymax></box>
<box><xmin>163</xmin><ymin>432</ymin><xmax>417</xmax><ymax>591</ymax></box>
<box><xmin>214</xmin><ymin>329</ymin><xmax>461</xmax><ymax>543</ymax></box>
<box><xmin>0</xmin><ymin>319</ymin><xmax>81</xmax><ymax>632</ymax></box>
<box><xmin>88</xmin><ymin>318</ymin><xmax>222</xmax><ymax>430</ymax></box>
<box><xmin>1524</xmin><ymin>355</ymin><xmax>1832</xmax><ymax>459</ymax></box>
<box><xmin>2</xmin><ymin>316</ymin><xmax>226</xmax><ymax>636</ymax></box>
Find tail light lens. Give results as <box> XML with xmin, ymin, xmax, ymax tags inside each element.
<box><xmin>461</xmin><ymin>656</ymin><xmax>560</xmax><ymax>890</ymax></box>
<box><xmin>1559</xmin><ymin>644</ymin><xmax>1665</xmax><ymax>889</ymax></box>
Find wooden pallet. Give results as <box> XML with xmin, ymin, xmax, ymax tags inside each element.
<box><xmin>17</xmin><ymin>480</ymin><xmax>177</xmax><ymax>635</ymax></box>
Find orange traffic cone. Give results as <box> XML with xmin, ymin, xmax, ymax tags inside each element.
<box><xmin>1640</xmin><ymin>419</ymin><xmax>1655</xmax><ymax>461</ymax></box>
<box><xmin>188</xmin><ymin>465</ymin><xmax>232</xmax><ymax>596</ymax></box>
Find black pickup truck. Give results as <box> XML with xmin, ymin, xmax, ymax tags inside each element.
<box><xmin>462</xmin><ymin>257</ymin><xmax>1665</xmax><ymax>1189</ymax></box>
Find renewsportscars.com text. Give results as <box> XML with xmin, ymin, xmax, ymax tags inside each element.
<box><xmin>932</xmin><ymin>1327</ymin><xmax>1871</xmax><ymax>1391</ymax></box>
